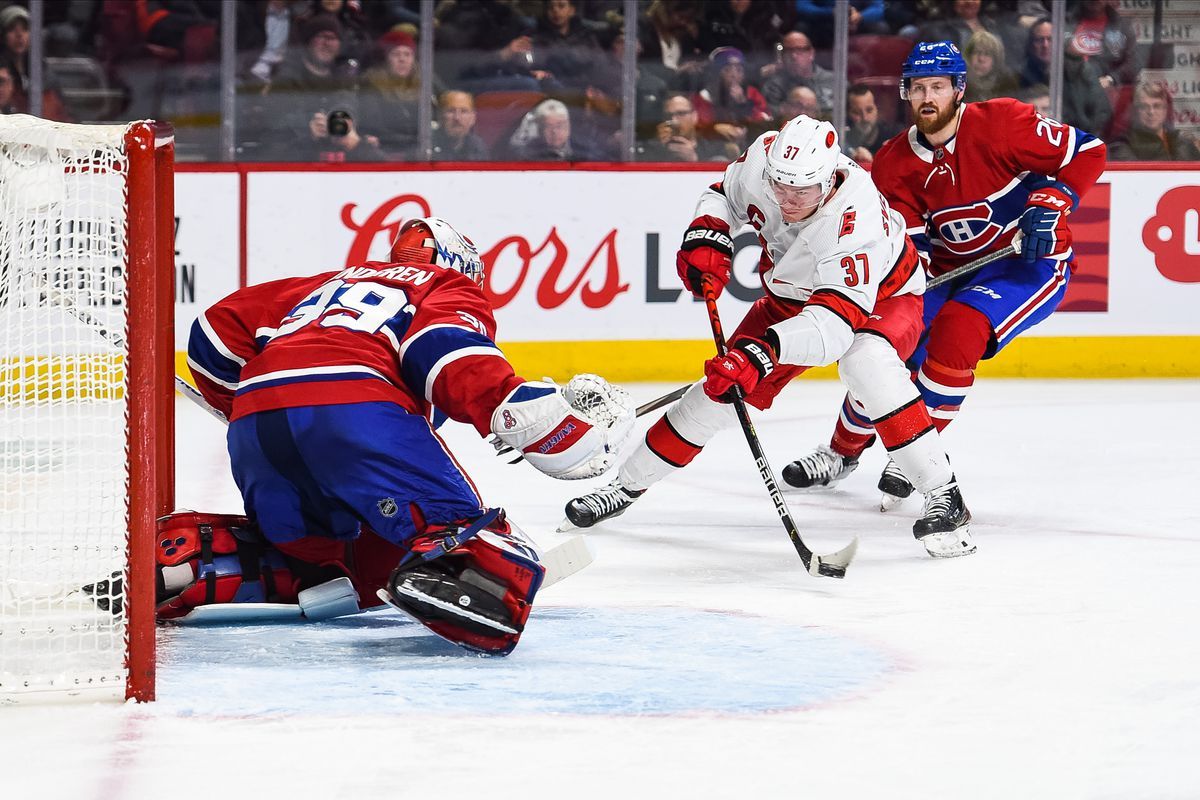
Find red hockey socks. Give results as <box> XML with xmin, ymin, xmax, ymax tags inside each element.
<box><xmin>830</xmin><ymin>393</ymin><xmax>877</xmax><ymax>458</ymax></box>
<box><xmin>917</xmin><ymin>301</ymin><xmax>992</xmax><ymax>431</ymax></box>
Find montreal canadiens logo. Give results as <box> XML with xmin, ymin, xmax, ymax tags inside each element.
<box><xmin>931</xmin><ymin>201</ymin><xmax>1004</xmax><ymax>256</ymax></box>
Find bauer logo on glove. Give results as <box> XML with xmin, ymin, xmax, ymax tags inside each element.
<box><xmin>703</xmin><ymin>336</ymin><xmax>778</xmax><ymax>403</ymax></box>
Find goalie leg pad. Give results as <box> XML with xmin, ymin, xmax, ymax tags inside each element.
<box><xmin>153</xmin><ymin>511</ymin><xmax>301</xmax><ymax>620</ymax></box>
<box><xmin>381</xmin><ymin>509</ymin><xmax>545</xmax><ymax>655</ymax></box>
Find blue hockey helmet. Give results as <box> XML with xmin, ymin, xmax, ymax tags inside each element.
<box><xmin>900</xmin><ymin>41</ymin><xmax>967</xmax><ymax>99</ymax></box>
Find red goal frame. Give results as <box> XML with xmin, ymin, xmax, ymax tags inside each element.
<box><xmin>123</xmin><ymin>122</ymin><xmax>176</xmax><ymax>702</ymax></box>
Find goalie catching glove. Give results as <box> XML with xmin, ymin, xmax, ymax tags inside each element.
<box><xmin>490</xmin><ymin>374</ymin><xmax>635</xmax><ymax>480</ymax></box>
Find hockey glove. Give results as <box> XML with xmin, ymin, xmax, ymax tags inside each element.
<box><xmin>703</xmin><ymin>335</ymin><xmax>777</xmax><ymax>403</ymax></box>
<box><xmin>677</xmin><ymin>215</ymin><xmax>734</xmax><ymax>298</ymax></box>
<box><xmin>1018</xmin><ymin>182</ymin><xmax>1076</xmax><ymax>261</ymax></box>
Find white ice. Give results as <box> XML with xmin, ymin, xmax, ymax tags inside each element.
<box><xmin>4</xmin><ymin>379</ymin><xmax>1200</xmax><ymax>800</ymax></box>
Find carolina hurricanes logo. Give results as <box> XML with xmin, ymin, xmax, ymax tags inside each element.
<box><xmin>930</xmin><ymin>201</ymin><xmax>1005</xmax><ymax>256</ymax></box>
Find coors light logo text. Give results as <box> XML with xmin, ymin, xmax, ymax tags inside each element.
<box><xmin>341</xmin><ymin>193</ymin><xmax>629</xmax><ymax>309</ymax></box>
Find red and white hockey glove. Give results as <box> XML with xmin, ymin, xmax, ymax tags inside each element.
<box><xmin>703</xmin><ymin>335</ymin><xmax>777</xmax><ymax>403</ymax></box>
<box><xmin>677</xmin><ymin>215</ymin><xmax>734</xmax><ymax>298</ymax></box>
<box><xmin>1019</xmin><ymin>182</ymin><xmax>1076</xmax><ymax>261</ymax></box>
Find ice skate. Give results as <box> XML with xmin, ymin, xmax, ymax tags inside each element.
<box><xmin>913</xmin><ymin>478</ymin><xmax>975</xmax><ymax>558</ymax></box>
<box><xmin>559</xmin><ymin>480</ymin><xmax>645</xmax><ymax>530</ymax></box>
<box><xmin>782</xmin><ymin>445</ymin><xmax>858</xmax><ymax>489</ymax></box>
<box><xmin>878</xmin><ymin>458</ymin><xmax>915</xmax><ymax>512</ymax></box>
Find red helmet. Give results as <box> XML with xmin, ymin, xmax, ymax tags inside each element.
<box><xmin>390</xmin><ymin>217</ymin><xmax>484</xmax><ymax>286</ymax></box>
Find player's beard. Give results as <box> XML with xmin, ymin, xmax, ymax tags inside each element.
<box><xmin>914</xmin><ymin>101</ymin><xmax>957</xmax><ymax>136</ymax></box>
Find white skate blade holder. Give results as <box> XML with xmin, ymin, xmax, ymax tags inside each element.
<box><xmin>169</xmin><ymin>577</ymin><xmax>360</xmax><ymax>625</ymax></box>
<box><xmin>169</xmin><ymin>535</ymin><xmax>592</xmax><ymax>626</ymax></box>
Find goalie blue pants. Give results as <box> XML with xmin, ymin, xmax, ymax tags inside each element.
<box><xmin>226</xmin><ymin>402</ymin><xmax>484</xmax><ymax>548</ymax></box>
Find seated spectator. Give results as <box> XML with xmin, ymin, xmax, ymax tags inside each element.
<box><xmin>1066</xmin><ymin>0</ymin><xmax>1140</xmax><ymax>90</ymax></box>
<box><xmin>641</xmin><ymin>91</ymin><xmax>726</xmax><ymax>161</ymax></box>
<box><xmin>697</xmin><ymin>0</ymin><xmax>792</xmax><ymax>65</ymax></box>
<box><xmin>758</xmin><ymin>31</ymin><xmax>833</xmax><ymax>116</ymax></box>
<box><xmin>1020</xmin><ymin>18</ymin><xmax>1110</xmax><ymax>135</ymax></box>
<box><xmin>963</xmin><ymin>29</ymin><xmax>1019</xmax><ymax>102</ymax></box>
<box><xmin>258</xmin><ymin>13</ymin><xmax>381</xmax><ymax>161</ymax></box>
<box><xmin>794</xmin><ymin>0</ymin><xmax>888</xmax><ymax>50</ymax></box>
<box><xmin>1110</xmin><ymin>82</ymin><xmax>1200</xmax><ymax>162</ymax></box>
<box><xmin>638</xmin><ymin>0</ymin><xmax>705</xmax><ymax>89</ymax></box>
<box><xmin>842</xmin><ymin>83</ymin><xmax>900</xmax><ymax>163</ymax></box>
<box><xmin>432</xmin><ymin>89</ymin><xmax>490</xmax><ymax>161</ymax></box>
<box><xmin>573</xmin><ymin>81</ymin><xmax>623</xmax><ymax>161</ymax></box>
<box><xmin>458</xmin><ymin>27</ymin><xmax>562</xmax><ymax>94</ymax></box>
<box><xmin>0</xmin><ymin>58</ymin><xmax>17</xmax><ymax>115</ymax></box>
<box><xmin>920</xmin><ymin>0</ymin><xmax>1022</xmax><ymax>67</ymax></box>
<box><xmin>693</xmin><ymin>46</ymin><xmax>772</xmax><ymax>153</ymax></box>
<box><xmin>1019</xmin><ymin>82</ymin><xmax>1051</xmax><ymax>117</ymax></box>
<box><xmin>517</xmin><ymin>99</ymin><xmax>590</xmax><ymax>161</ymax></box>
<box><xmin>779</xmin><ymin>85</ymin><xmax>821</xmax><ymax>124</ymax></box>
<box><xmin>359</xmin><ymin>29</ymin><xmax>440</xmax><ymax>159</ymax></box>
<box><xmin>0</xmin><ymin>5</ymin><xmax>72</xmax><ymax>121</ymax></box>
<box><xmin>596</xmin><ymin>25</ymin><xmax>669</xmax><ymax>143</ymax></box>
<box><xmin>135</xmin><ymin>0</ymin><xmax>218</xmax><ymax>60</ymax></box>
<box><xmin>294</xmin><ymin>0</ymin><xmax>371</xmax><ymax>69</ymax></box>
<box><xmin>532</xmin><ymin>0</ymin><xmax>603</xmax><ymax>93</ymax></box>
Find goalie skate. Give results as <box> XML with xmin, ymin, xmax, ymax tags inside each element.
<box><xmin>383</xmin><ymin>564</ymin><xmax>521</xmax><ymax>637</ymax></box>
<box><xmin>559</xmin><ymin>480</ymin><xmax>645</xmax><ymax>530</ymax></box>
<box><xmin>913</xmin><ymin>479</ymin><xmax>976</xmax><ymax>558</ymax></box>
<box><xmin>782</xmin><ymin>445</ymin><xmax>858</xmax><ymax>489</ymax></box>
<box><xmin>878</xmin><ymin>458</ymin><xmax>915</xmax><ymax>512</ymax></box>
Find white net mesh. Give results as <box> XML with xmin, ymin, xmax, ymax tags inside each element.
<box><xmin>0</xmin><ymin>116</ymin><xmax>132</xmax><ymax>696</ymax></box>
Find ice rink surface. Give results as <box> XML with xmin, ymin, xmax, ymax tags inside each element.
<box><xmin>4</xmin><ymin>379</ymin><xmax>1199</xmax><ymax>800</ymax></box>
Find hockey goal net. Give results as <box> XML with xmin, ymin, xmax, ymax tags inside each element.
<box><xmin>0</xmin><ymin>116</ymin><xmax>174</xmax><ymax>702</ymax></box>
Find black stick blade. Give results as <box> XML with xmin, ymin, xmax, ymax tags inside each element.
<box><xmin>807</xmin><ymin>537</ymin><xmax>859</xmax><ymax>579</ymax></box>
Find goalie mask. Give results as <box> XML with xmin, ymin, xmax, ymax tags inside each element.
<box><xmin>764</xmin><ymin>116</ymin><xmax>840</xmax><ymax>219</ymax></box>
<box><xmin>390</xmin><ymin>216</ymin><xmax>485</xmax><ymax>286</ymax></box>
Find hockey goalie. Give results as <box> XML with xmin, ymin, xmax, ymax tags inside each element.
<box><xmin>152</xmin><ymin>217</ymin><xmax>634</xmax><ymax>655</ymax></box>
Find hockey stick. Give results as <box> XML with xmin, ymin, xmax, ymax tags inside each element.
<box><xmin>491</xmin><ymin>383</ymin><xmax>690</xmax><ymax>463</ymax></box>
<box><xmin>700</xmin><ymin>277</ymin><xmax>857</xmax><ymax>579</ymax></box>
<box><xmin>925</xmin><ymin>235</ymin><xmax>1021</xmax><ymax>291</ymax></box>
<box><xmin>43</xmin><ymin>286</ymin><xmax>228</xmax><ymax>423</ymax></box>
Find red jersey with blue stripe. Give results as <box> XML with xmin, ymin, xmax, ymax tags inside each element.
<box><xmin>872</xmin><ymin>98</ymin><xmax>1107</xmax><ymax>277</ymax></box>
<box><xmin>187</xmin><ymin>262</ymin><xmax>524</xmax><ymax>434</ymax></box>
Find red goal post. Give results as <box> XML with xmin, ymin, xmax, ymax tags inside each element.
<box><xmin>0</xmin><ymin>117</ymin><xmax>175</xmax><ymax>702</ymax></box>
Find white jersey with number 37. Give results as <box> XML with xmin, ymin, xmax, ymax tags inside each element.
<box><xmin>696</xmin><ymin>131</ymin><xmax>922</xmax><ymax>325</ymax></box>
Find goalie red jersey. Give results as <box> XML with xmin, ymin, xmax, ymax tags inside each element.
<box><xmin>187</xmin><ymin>262</ymin><xmax>523</xmax><ymax>434</ymax></box>
<box><xmin>872</xmin><ymin>98</ymin><xmax>1106</xmax><ymax>276</ymax></box>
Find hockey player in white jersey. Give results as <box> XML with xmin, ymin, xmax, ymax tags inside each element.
<box><xmin>564</xmin><ymin>116</ymin><xmax>974</xmax><ymax>557</ymax></box>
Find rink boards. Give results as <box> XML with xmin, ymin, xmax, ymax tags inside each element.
<box><xmin>170</xmin><ymin>163</ymin><xmax>1200</xmax><ymax>380</ymax></box>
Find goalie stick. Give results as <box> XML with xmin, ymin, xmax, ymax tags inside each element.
<box><xmin>701</xmin><ymin>277</ymin><xmax>857</xmax><ymax>579</ymax></box>
<box><xmin>491</xmin><ymin>383</ymin><xmax>690</xmax><ymax>463</ymax></box>
<box><xmin>42</xmin><ymin>286</ymin><xmax>228</xmax><ymax>423</ymax></box>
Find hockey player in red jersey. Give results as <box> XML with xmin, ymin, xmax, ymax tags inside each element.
<box><xmin>171</xmin><ymin>217</ymin><xmax>635</xmax><ymax>654</ymax></box>
<box><xmin>563</xmin><ymin>115</ymin><xmax>975</xmax><ymax>558</ymax></box>
<box><xmin>783</xmin><ymin>41</ymin><xmax>1107</xmax><ymax>511</ymax></box>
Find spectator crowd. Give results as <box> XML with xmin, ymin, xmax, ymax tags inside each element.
<box><xmin>0</xmin><ymin>0</ymin><xmax>1196</xmax><ymax>163</ymax></box>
